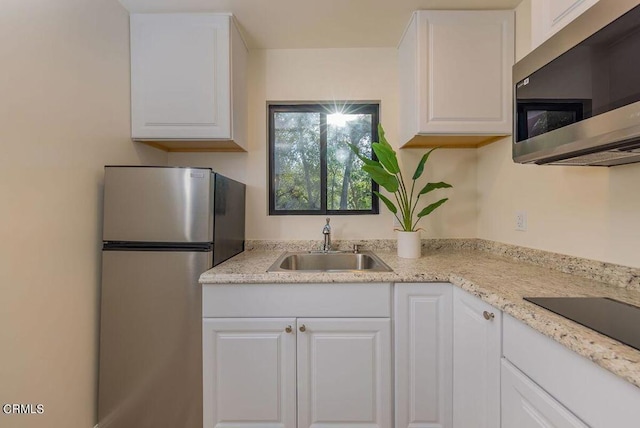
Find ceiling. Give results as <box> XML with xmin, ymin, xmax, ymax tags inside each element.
<box><xmin>118</xmin><ymin>0</ymin><xmax>521</xmax><ymax>49</ymax></box>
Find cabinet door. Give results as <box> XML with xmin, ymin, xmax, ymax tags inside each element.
<box><xmin>452</xmin><ymin>288</ymin><xmax>501</xmax><ymax>428</ymax></box>
<box><xmin>415</xmin><ymin>11</ymin><xmax>514</xmax><ymax>135</ymax></box>
<box><xmin>395</xmin><ymin>283</ymin><xmax>453</xmax><ymax>428</ymax></box>
<box><xmin>202</xmin><ymin>318</ymin><xmax>296</xmax><ymax>428</ymax></box>
<box><xmin>131</xmin><ymin>14</ymin><xmax>231</xmax><ymax>140</ymax></box>
<box><xmin>531</xmin><ymin>0</ymin><xmax>599</xmax><ymax>49</ymax></box>
<box><xmin>296</xmin><ymin>318</ymin><xmax>391</xmax><ymax>428</ymax></box>
<box><xmin>501</xmin><ymin>359</ymin><xmax>588</xmax><ymax>428</ymax></box>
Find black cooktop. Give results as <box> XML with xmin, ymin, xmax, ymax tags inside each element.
<box><xmin>524</xmin><ymin>297</ymin><xmax>640</xmax><ymax>352</ymax></box>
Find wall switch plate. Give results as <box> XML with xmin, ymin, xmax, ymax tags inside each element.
<box><xmin>515</xmin><ymin>211</ymin><xmax>527</xmax><ymax>231</ymax></box>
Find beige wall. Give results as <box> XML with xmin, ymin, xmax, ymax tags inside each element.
<box><xmin>2</xmin><ymin>2</ymin><xmax>637</xmax><ymax>427</ymax></box>
<box><xmin>477</xmin><ymin>136</ymin><xmax>640</xmax><ymax>268</ymax></box>
<box><xmin>476</xmin><ymin>0</ymin><xmax>640</xmax><ymax>268</ymax></box>
<box><xmin>170</xmin><ymin>48</ymin><xmax>477</xmax><ymax>241</ymax></box>
<box><xmin>0</xmin><ymin>1</ymin><xmax>166</xmax><ymax>427</ymax></box>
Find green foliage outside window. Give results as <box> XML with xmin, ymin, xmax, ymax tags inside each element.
<box><xmin>273</xmin><ymin>112</ymin><xmax>322</xmax><ymax>210</ymax></box>
<box><xmin>269</xmin><ymin>104</ymin><xmax>379</xmax><ymax>215</ymax></box>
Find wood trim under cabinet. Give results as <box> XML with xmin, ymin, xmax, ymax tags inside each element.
<box><xmin>135</xmin><ymin>140</ymin><xmax>247</xmax><ymax>152</ymax></box>
<box><xmin>400</xmin><ymin>134</ymin><xmax>510</xmax><ymax>149</ymax></box>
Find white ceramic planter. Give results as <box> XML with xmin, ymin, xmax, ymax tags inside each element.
<box><xmin>397</xmin><ymin>230</ymin><xmax>421</xmax><ymax>258</ymax></box>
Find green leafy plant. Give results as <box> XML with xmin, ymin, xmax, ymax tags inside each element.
<box><xmin>348</xmin><ymin>124</ymin><xmax>452</xmax><ymax>231</ymax></box>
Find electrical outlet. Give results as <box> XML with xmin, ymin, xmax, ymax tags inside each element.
<box><xmin>515</xmin><ymin>211</ymin><xmax>527</xmax><ymax>231</ymax></box>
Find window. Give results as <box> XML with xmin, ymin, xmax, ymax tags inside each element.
<box><xmin>268</xmin><ymin>103</ymin><xmax>379</xmax><ymax>215</ymax></box>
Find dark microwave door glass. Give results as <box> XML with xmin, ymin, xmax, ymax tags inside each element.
<box><xmin>516</xmin><ymin>100</ymin><xmax>587</xmax><ymax>141</ymax></box>
<box><xmin>515</xmin><ymin>3</ymin><xmax>640</xmax><ymax>143</ymax></box>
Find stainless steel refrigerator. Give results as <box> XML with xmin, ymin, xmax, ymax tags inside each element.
<box><xmin>98</xmin><ymin>166</ymin><xmax>245</xmax><ymax>428</ymax></box>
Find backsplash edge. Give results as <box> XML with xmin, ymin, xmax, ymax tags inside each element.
<box><xmin>245</xmin><ymin>238</ymin><xmax>640</xmax><ymax>290</ymax></box>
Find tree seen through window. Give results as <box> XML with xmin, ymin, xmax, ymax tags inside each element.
<box><xmin>269</xmin><ymin>104</ymin><xmax>379</xmax><ymax>215</ymax></box>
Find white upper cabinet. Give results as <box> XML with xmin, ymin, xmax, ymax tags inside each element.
<box><xmin>398</xmin><ymin>10</ymin><xmax>514</xmax><ymax>148</ymax></box>
<box><xmin>130</xmin><ymin>14</ymin><xmax>248</xmax><ymax>152</ymax></box>
<box><xmin>530</xmin><ymin>0</ymin><xmax>600</xmax><ymax>50</ymax></box>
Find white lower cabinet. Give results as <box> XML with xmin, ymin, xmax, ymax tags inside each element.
<box><xmin>394</xmin><ymin>284</ymin><xmax>504</xmax><ymax>428</ymax></box>
<box><xmin>296</xmin><ymin>318</ymin><xmax>391</xmax><ymax>428</ymax></box>
<box><xmin>202</xmin><ymin>283</ymin><xmax>392</xmax><ymax>428</ymax></box>
<box><xmin>202</xmin><ymin>318</ymin><xmax>296</xmax><ymax>428</ymax></box>
<box><xmin>503</xmin><ymin>314</ymin><xmax>640</xmax><ymax>427</ymax></box>
<box><xmin>501</xmin><ymin>359</ymin><xmax>587</xmax><ymax>428</ymax></box>
<box><xmin>395</xmin><ymin>283</ymin><xmax>453</xmax><ymax>428</ymax></box>
<box><xmin>203</xmin><ymin>283</ymin><xmax>640</xmax><ymax>428</ymax></box>
<box><xmin>452</xmin><ymin>288</ymin><xmax>501</xmax><ymax>428</ymax></box>
<box><xmin>203</xmin><ymin>317</ymin><xmax>390</xmax><ymax>428</ymax></box>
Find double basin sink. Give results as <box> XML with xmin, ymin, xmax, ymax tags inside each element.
<box><xmin>267</xmin><ymin>250</ymin><xmax>393</xmax><ymax>273</ymax></box>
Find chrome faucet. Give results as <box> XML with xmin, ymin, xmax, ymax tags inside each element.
<box><xmin>322</xmin><ymin>217</ymin><xmax>332</xmax><ymax>252</ymax></box>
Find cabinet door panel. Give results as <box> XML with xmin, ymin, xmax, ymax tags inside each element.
<box><xmin>297</xmin><ymin>318</ymin><xmax>391</xmax><ymax>428</ymax></box>
<box><xmin>202</xmin><ymin>318</ymin><xmax>296</xmax><ymax>428</ymax></box>
<box><xmin>531</xmin><ymin>0</ymin><xmax>599</xmax><ymax>49</ymax></box>
<box><xmin>131</xmin><ymin>14</ymin><xmax>231</xmax><ymax>139</ymax></box>
<box><xmin>395</xmin><ymin>283</ymin><xmax>453</xmax><ymax>428</ymax></box>
<box><xmin>453</xmin><ymin>288</ymin><xmax>501</xmax><ymax>428</ymax></box>
<box><xmin>417</xmin><ymin>11</ymin><xmax>514</xmax><ymax>134</ymax></box>
<box><xmin>502</xmin><ymin>359</ymin><xmax>588</xmax><ymax>428</ymax></box>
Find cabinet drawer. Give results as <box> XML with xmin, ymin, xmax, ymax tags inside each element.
<box><xmin>501</xmin><ymin>359</ymin><xmax>586</xmax><ymax>428</ymax></box>
<box><xmin>503</xmin><ymin>314</ymin><xmax>640</xmax><ymax>427</ymax></box>
<box><xmin>203</xmin><ymin>283</ymin><xmax>391</xmax><ymax>317</ymax></box>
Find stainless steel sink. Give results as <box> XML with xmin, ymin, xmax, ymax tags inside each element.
<box><xmin>267</xmin><ymin>250</ymin><xmax>393</xmax><ymax>273</ymax></box>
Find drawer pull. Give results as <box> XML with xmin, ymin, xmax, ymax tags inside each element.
<box><xmin>285</xmin><ymin>325</ymin><xmax>292</xmax><ymax>333</ymax></box>
<box><xmin>483</xmin><ymin>311</ymin><xmax>495</xmax><ymax>321</ymax></box>
<box><xmin>299</xmin><ymin>324</ymin><xmax>306</xmax><ymax>332</ymax></box>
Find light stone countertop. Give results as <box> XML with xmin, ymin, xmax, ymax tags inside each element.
<box><xmin>200</xmin><ymin>245</ymin><xmax>640</xmax><ymax>389</ymax></box>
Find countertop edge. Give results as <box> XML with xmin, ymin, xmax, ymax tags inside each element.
<box><xmin>200</xmin><ymin>249</ymin><xmax>640</xmax><ymax>389</ymax></box>
<box><xmin>446</xmin><ymin>274</ymin><xmax>640</xmax><ymax>389</ymax></box>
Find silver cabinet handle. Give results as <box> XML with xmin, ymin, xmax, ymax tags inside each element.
<box><xmin>285</xmin><ymin>325</ymin><xmax>292</xmax><ymax>333</ymax></box>
<box><xmin>483</xmin><ymin>311</ymin><xmax>495</xmax><ymax>321</ymax></box>
<box><xmin>299</xmin><ymin>324</ymin><xmax>306</xmax><ymax>332</ymax></box>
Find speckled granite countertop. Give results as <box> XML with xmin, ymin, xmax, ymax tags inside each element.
<box><xmin>200</xmin><ymin>243</ymin><xmax>640</xmax><ymax>389</ymax></box>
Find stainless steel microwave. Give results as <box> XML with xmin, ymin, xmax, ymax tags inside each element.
<box><xmin>513</xmin><ymin>0</ymin><xmax>640</xmax><ymax>166</ymax></box>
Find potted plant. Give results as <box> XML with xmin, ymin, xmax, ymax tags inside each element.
<box><xmin>348</xmin><ymin>124</ymin><xmax>452</xmax><ymax>258</ymax></box>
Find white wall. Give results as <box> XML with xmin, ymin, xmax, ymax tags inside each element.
<box><xmin>170</xmin><ymin>48</ymin><xmax>477</xmax><ymax>241</ymax></box>
<box><xmin>0</xmin><ymin>1</ymin><xmax>166</xmax><ymax>427</ymax></box>
<box><xmin>476</xmin><ymin>0</ymin><xmax>640</xmax><ymax>268</ymax></box>
<box><xmin>514</xmin><ymin>0</ymin><xmax>532</xmax><ymax>62</ymax></box>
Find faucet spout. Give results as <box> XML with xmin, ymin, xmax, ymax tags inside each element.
<box><xmin>322</xmin><ymin>217</ymin><xmax>332</xmax><ymax>252</ymax></box>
